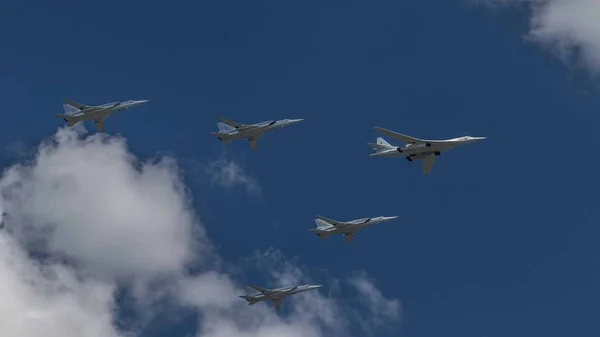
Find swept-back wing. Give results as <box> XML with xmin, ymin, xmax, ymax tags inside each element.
<box><xmin>247</xmin><ymin>284</ymin><xmax>270</xmax><ymax>293</ymax></box>
<box><xmin>219</xmin><ymin>116</ymin><xmax>247</xmax><ymax>129</ymax></box>
<box><xmin>374</xmin><ymin>127</ymin><xmax>422</xmax><ymax>144</ymax></box>
<box><xmin>247</xmin><ymin>135</ymin><xmax>260</xmax><ymax>150</ymax></box>
<box><xmin>422</xmin><ymin>154</ymin><xmax>437</xmax><ymax>175</ymax></box>
<box><xmin>344</xmin><ymin>233</ymin><xmax>353</xmax><ymax>243</ymax></box>
<box><xmin>93</xmin><ymin>118</ymin><xmax>105</xmax><ymax>133</ymax></box>
<box><xmin>61</xmin><ymin>98</ymin><xmax>89</xmax><ymax>110</ymax></box>
<box><xmin>271</xmin><ymin>299</ymin><xmax>282</xmax><ymax>311</ymax></box>
<box><xmin>315</xmin><ymin>215</ymin><xmax>343</xmax><ymax>226</ymax></box>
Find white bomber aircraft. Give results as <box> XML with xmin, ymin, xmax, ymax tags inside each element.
<box><xmin>368</xmin><ymin>127</ymin><xmax>486</xmax><ymax>174</ymax></box>
<box><xmin>309</xmin><ymin>215</ymin><xmax>398</xmax><ymax>243</ymax></box>
<box><xmin>210</xmin><ymin>116</ymin><xmax>304</xmax><ymax>150</ymax></box>
<box><xmin>55</xmin><ymin>98</ymin><xmax>148</xmax><ymax>133</ymax></box>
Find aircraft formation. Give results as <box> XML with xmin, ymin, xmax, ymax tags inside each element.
<box><xmin>54</xmin><ymin>97</ymin><xmax>486</xmax><ymax>311</ymax></box>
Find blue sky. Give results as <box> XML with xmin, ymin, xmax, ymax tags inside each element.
<box><xmin>0</xmin><ymin>1</ymin><xmax>599</xmax><ymax>337</ymax></box>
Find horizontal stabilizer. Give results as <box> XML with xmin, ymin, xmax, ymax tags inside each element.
<box><xmin>55</xmin><ymin>114</ymin><xmax>78</xmax><ymax>127</ymax></box>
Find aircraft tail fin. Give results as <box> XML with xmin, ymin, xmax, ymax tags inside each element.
<box><xmin>62</xmin><ymin>103</ymin><xmax>81</xmax><ymax>115</ymax></box>
<box><xmin>217</xmin><ymin>122</ymin><xmax>235</xmax><ymax>132</ymax></box>
<box><xmin>55</xmin><ymin>114</ymin><xmax>79</xmax><ymax>127</ymax></box>
<box><xmin>367</xmin><ymin>137</ymin><xmax>393</xmax><ymax>151</ymax></box>
<box><xmin>377</xmin><ymin>137</ymin><xmax>391</xmax><ymax>147</ymax></box>
<box><xmin>314</xmin><ymin>218</ymin><xmax>334</xmax><ymax>229</ymax></box>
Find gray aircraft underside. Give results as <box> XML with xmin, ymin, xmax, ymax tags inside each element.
<box><xmin>309</xmin><ymin>215</ymin><xmax>398</xmax><ymax>243</ymax></box>
<box><xmin>239</xmin><ymin>284</ymin><xmax>322</xmax><ymax>310</ymax></box>
<box><xmin>55</xmin><ymin>98</ymin><xmax>148</xmax><ymax>133</ymax></box>
<box><xmin>211</xmin><ymin>116</ymin><xmax>304</xmax><ymax>149</ymax></box>
<box><xmin>368</xmin><ymin>127</ymin><xmax>486</xmax><ymax>174</ymax></box>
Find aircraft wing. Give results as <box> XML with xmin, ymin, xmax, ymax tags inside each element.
<box><xmin>422</xmin><ymin>154</ymin><xmax>437</xmax><ymax>175</ymax></box>
<box><xmin>316</xmin><ymin>215</ymin><xmax>344</xmax><ymax>226</ymax></box>
<box><xmin>93</xmin><ymin>118</ymin><xmax>105</xmax><ymax>133</ymax></box>
<box><xmin>374</xmin><ymin>127</ymin><xmax>422</xmax><ymax>144</ymax></box>
<box><xmin>219</xmin><ymin>116</ymin><xmax>247</xmax><ymax>129</ymax></box>
<box><xmin>344</xmin><ymin>233</ymin><xmax>353</xmax><ymax>244</ymax></box>
<box><xmin>271</xmin><ymin>299</ymin><xmax>282</xmax><ymax>311</ymax></box>
<box><xmin>247</xmin><ymin>284</ymin><xmax>270</xmax><ymax>293</ymax></box>
<box><xmin>247</xmin><ymin>135</ymin><xmax>261</xmax><ymax>150</ymax></box>
<box><xmin>61</xmin><ymin>98</ymin><xmax>90</xmax><ymax>110</ymax></box>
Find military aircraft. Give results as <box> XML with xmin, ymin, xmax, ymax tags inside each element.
<box><xmin>55</xmin><ymin>98</ymin><xmax>148</xmax><ymax>133</ymax></box>
<box><xmin>309</xmin><ymin>215</ymin><xmax>398</xmax><ymax>243</ymax></box>
<box><xmin>210</xmin><ymin>116</ymin><xmax>304</xmax><ymax>150</ymax></box>
<box><xmin>239</xmin><ymin>284</ymin><xmax>322</xmax><ymax>311</ymax></box>
<box><xmin>368</xmin><ymin>127</ymin><xmax>486</xmax><ymax>174</ymax></box>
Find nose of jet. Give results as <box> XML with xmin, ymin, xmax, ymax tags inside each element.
<box><xmin>289</xmin><ymin>118</ymin><xmax>304</xmax><ymax>124</ymax></box>
<box><xmin>136</xmin><ymin>100</ymin><xmax>149</xmax><ymax>104</ymax></box>
<box><xmin>383</xmin><ymin>216</ymin><xmax>399</xmax><ymax>221</ymax></box>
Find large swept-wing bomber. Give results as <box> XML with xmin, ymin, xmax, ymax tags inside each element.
<box><xmin>238</xmin><ymin>284</ymin><xmax>322</xmax><ymax>311</ymax></box>
<box><xmin>309</xmin><ymin>215</ymin><xmax>398</xmax><ymax>243</ymax></box>
<box><xmin>368</xmin><ymin>127</ymin><xmax>486</xmax><ymax>174</ymax></box>
<box><xmin>55</xmin><ymin>98</ymin><xmax>148</xmax><ymax>133</ymax></box>
<box><xmin>210</xmin><ymin>115</ymin><xmax>304</xmax><ymax>149</ymax></box>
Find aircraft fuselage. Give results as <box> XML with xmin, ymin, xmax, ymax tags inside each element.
<box><xmin>64</xmin><ymin>101</ymin><xmax>147</xmax><ymax>122</ymax></box>
<box><xmin>216</xmin><ymin>119</ymin><xmax>303</xmax><ymax>141</ymax></box>
<box><xmin>311</xmin><ymin>216</ymin><xmax>398</xmax><ymax>238</ymax></box>
<box><xmin>239</xmin><ymin>285</ymin><xmax>322</xmax><ymax>304</ymax></box>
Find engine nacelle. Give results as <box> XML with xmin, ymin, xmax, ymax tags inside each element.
<box><xmin>407</xmin><ymin>153</ymin><xmax>429</xmax><ymax>161</ymax></box>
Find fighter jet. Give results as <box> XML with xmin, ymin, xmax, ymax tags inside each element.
<box><xmin>239</xmin><ymin>284</ymin><xmax>322</xmax><ymax>311</ymax></box>
<box><xmin>210</xmin><ymin>116</ymin><xmax>304</xmax><ymax>150</ymax></box>
<box><xmin>368</xmin><ymin>127</ymin><xmax>486</xmax><ymax>175</ymax></box>
<box><xmin>55</xmin><ymin>98</ymin><xmax>148</xmax><ymax>133</ymax></box>
<box><xmin>309</xmin><ymin>215</ymin><xmax>398</xmax><ymax>243</ymax></box>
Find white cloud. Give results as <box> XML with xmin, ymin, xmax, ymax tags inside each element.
<box><xmin>348</xmin><ymin>272</ymin><xmax>402</xmax><ymax>334</ymax></box>
<box><xmin>0</xmin><ymin>127</ymin><xmax>399</xmax><ymax>337</ymax></box>
<box><xmin>189</xmin><ymin>153</ymin><xmax>261</xmax><ymax>195</ymax></box>
<box><xmin>0</xmin><ymin>128</ymin><xmax>202</xmax><ymax>285</ymax></box>
<box><xmin>0</xmin><ymin>230</ymin><xmax>121</xmax><ymax>337</ymax></box>
<box><xmin>478</xmin><ymin>0</ymin><xmax>600</xmax><ymax>73</ymax></box>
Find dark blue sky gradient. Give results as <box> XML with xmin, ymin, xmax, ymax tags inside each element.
<box><xmin>1</xmin><ymin>1</ymin><xmax>598</xmax><ymax>336</ymax></box>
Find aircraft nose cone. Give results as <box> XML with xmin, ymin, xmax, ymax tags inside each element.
<box><xmin>137</xmin><ymin>100</ymin><xmax>149</xmax><ymax>104</ymax></box>
<box><xmin>290</xmin><ymin>118</ymin><xmax>304</xmax><ymax>123</ymax></box>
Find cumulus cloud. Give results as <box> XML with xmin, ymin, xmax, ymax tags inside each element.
<box><xmin>0</xmin><ymin>126</ymin><xmax>399</xmax><ymax>337</ymax></box>
<box><xmin>477</xmin><ymin>0</ymin><xmax>600</xmax><ymax>73</ymax></box>
<box><xmin>0</xmin><ymin>128</ymin><xmax>203</xmax><ymax>285</ymax></box>
<box><xmin>0</xmin><ymin>229</ymin><xmax>121</xmax><ymax>337</ymax></box>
